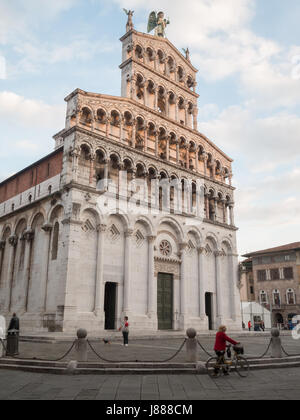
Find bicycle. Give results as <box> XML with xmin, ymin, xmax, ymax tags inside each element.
<box><xmin>206</xmin><ymin>344</ymin><xmax>250</xmax><ymax>378</ymax></box>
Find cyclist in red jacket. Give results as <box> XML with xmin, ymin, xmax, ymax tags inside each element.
<box><xmin>213</xmin><ymin>326</ymin><xmax>240</xmax><ymax>376</ymax></box>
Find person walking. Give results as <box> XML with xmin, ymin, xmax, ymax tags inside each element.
<box><xmin>119</xmin><ymin>316</ymin><xmax>129</xmax><ymax>347</ymax></box>
<box><xmin>261</xmin><ymin>320</ymin><xmax>265</xmax><ymax>332</ymax></box>
<box><xmin>248</xmin><ymin>320</ymin><xmax>252</xmax><ymax>332</ymax></box>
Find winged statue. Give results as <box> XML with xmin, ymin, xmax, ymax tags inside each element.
<box><xmin>123</xmin><ymin>8</ymin><xmax>134</xmax><ymax>32</ymax></box>
<box><xmin>147</xmin><ymin>11</ymin><xmax>170</xmax><ymax>38</ymax></box>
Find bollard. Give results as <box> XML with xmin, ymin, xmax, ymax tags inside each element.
<box><xmin>186</xmin><ymin>328</ymin><xmax>198</xmax><ymax>363</ymax></box>
<box><xmin>75</xmin><ymin>329</ymin><xmax>88</xmax><ymax>362</ymax></box>
<box><xmin>271</xmin><ymin>328</ymin><xmax>282</xmax><ymax>359</ymax></box>
<box><xmin>66</xmin><ymin>360</ymin><xmax>78</xmax><ymax>374</ymax></box>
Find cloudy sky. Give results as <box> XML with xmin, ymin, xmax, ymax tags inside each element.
<box><xmin>0</xmin><ymin>0</ymin><xmax>299</xmax><ymax>256</ymax></box>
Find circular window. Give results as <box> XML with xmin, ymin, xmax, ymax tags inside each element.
<box><xmin>159</xmin><ymin>240</ymin><xmax>172</xmax><ymax>257</ymax></box>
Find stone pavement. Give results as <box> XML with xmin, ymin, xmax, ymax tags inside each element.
<box><xmin>0</xmin><ymin>367</ymin><xmax>300</xmax><ymax>400</ymax></box>
<box><xmin>4</xmin><ymin>335</ymin><xmax>300</xmax><ymax>363</ymax></box>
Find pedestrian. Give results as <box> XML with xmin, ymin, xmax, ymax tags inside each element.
<box><xmin>119</xmin><ymin>316</ymin><xmax>129</xmax><ymax>347</ymax></box>
<box><xmin>242</xmin><ymin>322</ymin><xmax>245</xmax><ymax>330</ymax></box>
<box><xmin>8</xmin><ymin>313</ymin><xmax>19</xmax><ymax>333</ymax></box>
<box><xmin>213</xmin><ymin>326</ymin><xmax>240</xmax><ymax>377</ymax></box>
<box><xmin>261</xmin><ymin>321</ymin><xmax>265</xmax><ymax>332</ymax></box>
<box><xmin>248</xmin><ymin>320</ymin><xmax>252</xmax><ymax>332</ymax></box>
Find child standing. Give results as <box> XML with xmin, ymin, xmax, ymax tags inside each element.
<box><xmin>119</xmin><ymin>316</ymin><xmax>129</xmax><ymax>347</ymax></box>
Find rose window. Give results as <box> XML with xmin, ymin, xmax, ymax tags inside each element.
<box><xmin>159</xmin><ymin>240</ymin><xmax>172</xmax><ymax>257</ymax></box>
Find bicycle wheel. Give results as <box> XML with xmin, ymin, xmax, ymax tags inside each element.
<box><xmin>206</xmin><ymin>357</ymin><xmax>222</xmax><ymax>377</ymax></box>
<box><xmin>235</xmin><ymin>357</ymin><xmax>250</xmax><ymax>378</ymax></box>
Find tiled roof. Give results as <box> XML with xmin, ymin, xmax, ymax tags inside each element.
<box><xmin>243</xmin><ymin>242</ymin><xmax>300</xmax><ymax>258</ymax></box>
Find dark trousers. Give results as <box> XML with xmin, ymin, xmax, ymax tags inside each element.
<box><xmin>122</xmin><ymin>331</ymin><xmax>129</xmax><ymax>345</ymax></box>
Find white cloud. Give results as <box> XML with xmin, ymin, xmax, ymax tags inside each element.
<box><xmin>0</xmin><ymin>91</ymin><xmax>65</xmax><ymax>128</ymax></box>
<box><xmin>198</xmin><ymin>106</ymin><xmax>300</xmax><ymax>172</ymax></box>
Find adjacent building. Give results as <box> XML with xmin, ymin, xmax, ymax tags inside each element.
<box><xmin>243</xmin><ymin>242</ymin><xmax>300</xmax><ymax>326</ymax></box>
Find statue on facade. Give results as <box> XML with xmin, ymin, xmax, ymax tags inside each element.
<box><xmin>182</xmin><ymin>47</ymin><xmax>191</xmax><ymax>62</ymax></box>
<box><xmin>147</xmin><ymin>11</ymin><xmax>170</xmax><ymax>38</ymax></box>
<box><xmin>123</xmin><ymin>9</ymin><xmax>134</xmax><ymax>32</ymax></box>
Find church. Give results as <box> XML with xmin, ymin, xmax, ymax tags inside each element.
<box><xmin>0</xmin><ymin>12</ymin><xmax>242</xmax><ymax>334</ymax></box>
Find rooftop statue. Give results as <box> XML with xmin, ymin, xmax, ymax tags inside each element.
<box><xmin>147</xmin><ymin>11</ymin><xmax>170</xmax><ymax>38</ymax></box>
<box><xmin>123</xmin><ymin>9</ymin><xmax>134</xmax><ymax>32</ymax></box>
<box><xmin>182</xmin><ymin>48</ymin><xmax>191</xmax><ymax>62</ymax></box>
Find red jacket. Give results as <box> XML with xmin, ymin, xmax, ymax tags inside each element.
<box><xmin>214</xmin><ymin>332</ymin><xmax>238</xmax><ymax>352</ymax></box>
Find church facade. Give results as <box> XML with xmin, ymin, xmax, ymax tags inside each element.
<box><xmin>0</xmin><ymin>20</ymin><xmax>242</xmax><ymax>334</ymax></box>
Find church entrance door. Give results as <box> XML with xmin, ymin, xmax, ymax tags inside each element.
<box><xmin>157</xmin><ymin>273</ymin><xmax>173</xmax><ymax>330</ymax></box>
<box><xmin>104</xmin><ymin>282</ymin><xmax>117</xmax><ymax>330</ymax></box>
<box><xmin>205</xmin><ymin>292</ymin><xmax>213</xmax><ymax>330</ymax></box>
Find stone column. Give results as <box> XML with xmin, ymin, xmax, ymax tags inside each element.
<box><xmin>0</xmin><ymin>241</ymin><xmax>5</xmax><ymax>282</ymax></box>
<box><xmin>203</xmin><ymin>154</ymin><xmax>208</xmax><ymax>177</ymax></box>
<box><xmin>123</xmin><ymin>229</ymin><xmax>134</xmax><ymax>315</ymax></box>
<box><xmin>155</xmin><ymin>131</ymin><xmax>159</xmax><ymax>157</ymax></box>
<box><xmin>94</xmin><ymin>224</ymin><xmax>106</xmax><ymax>321</ymax></box>
<box><xmin>23</xmin><ymin>231</ymin><xmax>34</xmax><ymax>313</ymax></box>
<box><xmin>176</xmin><ymin>141</ymin><xmax>179</xmax><ymax>164</ymax></box>
<box><xmin>222</xmin><ymin>199</ymin><xmax>227</xmax><ymax>224</ymax></box>
<box><xmin>179</xmin><ymin>242</ymin><xmax>188</xmax><ymax>329</ymax></box>
<box><xmin>147</xmin><ymin>236</ymin><xmax>156</xmax><ymax>319</ymax></box>
<box><xmin>215</xmin><ymin>251</ymin><xmax>223</xmax><ymax>325</ymax></box>
<box><xmin>106</xmin><ymin>118</ymin><xmax>110</xmax><ymax>138</ymax></box>
<box><xmin>197</xmin><ymin>247</ymin><xmax>206</xmax><ymax>320</ymax></box>
<box><xmin>211</xmin><ymin>160</ymin><xmax>216</xmax><ymax>180</ymax></box>
<box><xmin>154</xmin><ymin>88</ymin><xmax>158</xmax><ymax>111</ymax></box>
<box><xmin>166</xmin><ymin>137</ymin><xmax>170</xmax><ymax>161</ymax></box>
<box><xmin>175</xmin><ymin>100</ymin><xmax>179</xmax><ymax>121</ymax></box>
<box><xmin>41</xmin><ymin>225</ymin><xmax>52</xmax><ymax>312</ymax></box>
<box><xmin>71</xmin><ymin>147</ymin><xmax>80</xmax><ymax>183</ymax></box>
<box><xmin>193</xmin><ymin>107</ymin><xmax>198</xmax><ymax>131</ymax></box>
<box><xmin>205</xmin><ymin>194</ymin><xmax>209</xmax><ymax>219</ymax></box>
<box><xmin>131</xmin><ymin>120</ymin><xmax>136</xmax><ymax>149</ymax></box>
<box><xmin>104</xmin><ymin>159</ymin><xmax>110</xmax><ymax>191</ymax></box>
<box><xmin>229</xmin><ymin>202</ymin><xmax>235</xmax><ymax>226</ymax></box>
<box><xmin>120</xmin><ymin>117</ymin><xmax>124</xmax><ymax>142</ymax></box>
<box><xmin>7</xmin><ymin>235</ymin><xmax>18</xmax><ymax>313</ymax></box>
<box><xmin>89</xmin><ymin>154</ymin><xmax>95</xmax><ymax>185</ymax></box>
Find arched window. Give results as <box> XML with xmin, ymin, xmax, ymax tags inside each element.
<box><xmin>51</xmin><ymin>222</ymin><xmax>59</xmax><ymax>261</ymax></box>
<box><xmin>273</xmin><ymin>289</ymin><xmax>281</xmax><ymax>306</ymax></box>
<box><xmin>287</xmin><ymin>289</ymin><xmax>296</xmax><ymax>305</ymax></box>
<box><xmin>260</xmin><ymin>291</ymin><xmax>267</xmax><ymax>304</ymax></box>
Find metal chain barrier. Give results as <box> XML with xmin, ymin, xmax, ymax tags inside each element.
<box><xmin>256</xmin><ymin>338</ymin><xmax>272</xmax><ymax>359</ymax></box>
<box><xmin>197</xmin><ymin>340</ymin><xmax>213</xmax><ymax>358</ymax></box>
<box><xmin>281</xmin><ymin>345</ymin><xmax>300</xmax><ymax>358</ymax></box>
<box><xmin>87</xmin><ymin>338</ymin><xmax>187</xmax><ymax>364</ymax></box>
<box><xmin>2</xmin><ymin>340</ymin><xmax>76</xmax><ymax>363</ymax></box>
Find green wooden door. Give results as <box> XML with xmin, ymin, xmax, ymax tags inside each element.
<box><xmin>157</xmin><ymin>273</ymin><xmax>173</xmax><ymax>330</ymax></box>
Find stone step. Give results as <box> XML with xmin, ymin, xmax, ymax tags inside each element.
<box><xmin>1</xmin><ymin>357</ymin><xmax>300</xmax><ymax>375</ymax></box>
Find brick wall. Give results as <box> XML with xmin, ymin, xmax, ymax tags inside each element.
<box><xmin>0</xmin><ymin>149</ymin><xmax>63</xmax><ymax>204</ymax></box>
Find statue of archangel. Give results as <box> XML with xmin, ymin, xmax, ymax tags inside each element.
<box><xmin>147</xmin><ymin>11</ymin><xmax>170</xmax><ymax>38</ymax></box>
<box><xmin>123</xmin><ymin>9</ymin><xmax>134</xmax><ymax>32</ymax></box>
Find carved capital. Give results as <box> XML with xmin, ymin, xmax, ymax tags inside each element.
<box><xmin>97</xmin><ymin>224</ymin><xmax>107</xmax><ymax>233</ymax></box>
<box><xmin>125</xmin><ymin>229</ymin><xmax>134</xmax><ymax>238</ymax></box>
<box><xmin>147</xmin><ymin>235</ymin><xmax>156</xmax><ymax>244</ymax></box>
<box><xmin>214</xmin><ymin>250</ymin><xmax>224</xmax><ymax>257</ymax></box>
<box><xmin>8</xmin><ymin>235</ymin><xmax>18</xmax><ymax>247</ymax></box>
<box><xmin>197</xmin><ymin>246</ymin><xmax>206</xmax><ymax>255</ymax></box>
<box><xmin>42</xmin><ymin>224</ymin><xmax>53</xmax><ymax>233</ymax></box>
<box><xmin>24</xmin><ymin>229</ymin><xmax>35</xmax><ymax>242</ymax></box>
